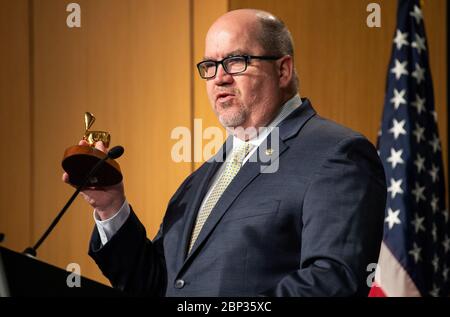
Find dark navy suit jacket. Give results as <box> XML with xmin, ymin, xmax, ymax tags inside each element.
<box><xmin>89</xmin><ymin>99</ymin><xmax>387</xmax><ymax>296</ymax></box>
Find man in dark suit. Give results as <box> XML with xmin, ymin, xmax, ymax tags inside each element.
<box><xmin>65</xmin><ymin>9</ymin><xmax>386</xmax><ymax>296</ymax></box>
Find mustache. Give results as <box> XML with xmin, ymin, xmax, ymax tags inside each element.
<box><xmin>215</xmin><ymin>88</ymin><xmax>239</xmax><ymax>95</ymax></box>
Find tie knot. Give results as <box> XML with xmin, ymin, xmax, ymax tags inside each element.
<box><xmin>230</xmin><ymin>142</ymin><xmax>252</xmax><ymax>164</ymax></box>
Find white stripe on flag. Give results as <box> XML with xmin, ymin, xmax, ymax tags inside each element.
<box><xmin>375</xmin><ymin>242</ymin><xmax>421</xmax><ymax>297</ymax></box>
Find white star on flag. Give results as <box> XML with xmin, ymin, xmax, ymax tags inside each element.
<box><xmin>389</xmin><ymin>119</ymin><xmax>407</xmax><ymax>139</ymax></box>
<box><xmin>429</xmin><ymin>284</ymin><xmax>440</xmax><ymax>297</ymax></box>
<box><xmin>387</xmin><ymin>177</ymin><xmax>404</xmax><ymax>199</ymax></box>
<box><xmin>411</xmin><ymin>63</ymin><xmax>425</xmax><ymax>84</ymax></box>
<box><xmin>385</xmin><ymin>208</ymin><xmax>401</xmax><ymax>229</ymax></box>
<box><xmin>431</xmin><ymin>194</ymin><xmax>439</xmax><ymax>213</ymax></box>
<box><xmin>410</xmin><ymin>5</ymin><xmax>423</xmax><ymax>24</ymax></box>
<box><xmin>431</xmin><ymin>110</ymin><xmax>438</xmax><ymax>123</ymax></box>
<box><xmin>411</xmin><ymin>213</ymin><xmax>425</xmax><ymax>233</ymax></box>
<box><xmin>432</xmin><ymin>223</ymin><xmax>438</xmax><ymax>242</ymax></box>
<box><xmin>386</xmin><ymin>147</ymin><xmax>404</xmax><ymax>169</ymax></box>
<box><xmin>412</xmin><ymin>33</ymin><xmax>426</xmax><ymax>54</ymax></box>
<box><xmin>411</xmin><ymin>182</ymin><xmax>426</xmax><ymax>202</ymax></box>
<box><xmin>411</xmin><ymin>94</ymin><xmax>426</xmax><ymax>115</ymax></box>
<box><xmin>442</xmin><ymin>209</ymin><xmax>449</xmax><ymax>223</ymax></box>
<box><xmin>413</xmin><ymin>153</ymin><xmax>426</xmax><ymax>173</ymax></box>
<box><xmin>443</xmin><ymin>266</ymin><xmax>449</xmax><ymax>281</ymax></box>
<box><xmin>412</xmin><ymin>123</ymin><xmax>425</xmax><ymax>143</ymax></box>
<box><xmin>432</xmin><ymin>255</ymin><xmax>440</xmax><ymax>273</ymax></box>
<box><xmin>393</xmin><ymin>29</ymin><xmax>409</xmax><ymax>49</ymax></box>
<box><xmin>429</xmin><ymin>134</ymin><xmax>441</xmax><ymax>153</ymax></box>
<box><xmin>409</xmin><ymin>242</ymin><xmax>422</xmax><ymax>263</ymax></box>
<box><xmin>443</xmin><ymin>235</ymin><xmax>450</xmax><ymax>253</ymax></box>
<box><xmin>390</xmin><ymin>88</ymin><xmax>407</xmax><ymax>109</ymax></box>
<box><xmin>429</xmin><ymin>164</ymin><xmax>440</xmax><ymax>183</ymax></box>
<box><xmin>391</xmin><ymin>59</ymin><xmax>409</xmax><ymax>80</ymax></box>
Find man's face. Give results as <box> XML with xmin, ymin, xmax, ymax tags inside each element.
<box><xmin>203</xmin><ymin>19</ymin><xmax>282</xmax><ymax>132</ymax></box>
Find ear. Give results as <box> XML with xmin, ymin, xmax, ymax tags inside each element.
<box><xmin>277</xmin><ymin>56</ymin><xmax>294</xmax><ymax>89</ymax></box>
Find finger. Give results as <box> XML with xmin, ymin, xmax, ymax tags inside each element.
<box><xmin>62</xmin><ymin>172</ymin><xmax>77</xmax><ymax>189</ymax></box>
<box><xmin>94</xmin><ymin>141</ymin><xmax>107</xmax><ymax>153</ymax></box>
<box><xmin>78</xmin><ymin>139</ymin><xmax>90</xmax><ymax>146</ymax></box>
<box><xmin>62</xmin><ymin>172</ymin><xmax>70</xmax><ymax>183</ymax></box>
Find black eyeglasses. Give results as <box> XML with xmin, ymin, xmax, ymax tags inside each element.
<box><xmin>197</xmin><ymin>55</ymin><xmax>282</xmax><ymax>79</ymax></box>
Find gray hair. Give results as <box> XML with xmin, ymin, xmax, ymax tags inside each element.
<box><xmin>255</xmin><ymin>12</ymin><xmax>299</xmax><ymax>93</ymax></box>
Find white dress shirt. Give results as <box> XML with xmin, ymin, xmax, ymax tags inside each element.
<box><xmin>94</xmin><ymin>94</ymin><xmax>302</xmax><ymax>246</ymax></box>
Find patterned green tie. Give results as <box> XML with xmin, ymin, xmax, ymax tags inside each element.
<box><xmin>188</xmin><ymin>142</ymin><xmax>252</xmax><ymax>253</ymax></box>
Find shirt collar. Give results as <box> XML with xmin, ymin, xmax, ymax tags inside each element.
<box><xmin>232</xmin><ymin>93</ymin><xmax>302</xmax><ymax>148</ymax></box>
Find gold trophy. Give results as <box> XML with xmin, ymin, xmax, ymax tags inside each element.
<box><xmin>62</xmin><ymin>112</ymin><xmax>122</xmax><ymax>187</ymax></box>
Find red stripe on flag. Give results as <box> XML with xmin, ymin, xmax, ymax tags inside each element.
<box><xmin>369</xmin><ymin>282</ymin><xmax>387</xmax><ymax>297</ymax></box>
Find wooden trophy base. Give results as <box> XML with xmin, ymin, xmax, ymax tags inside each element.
<box><xmin>62</xmin><ymin>145</ymin><xmax>122</xmax><ymax>187</ymax></box>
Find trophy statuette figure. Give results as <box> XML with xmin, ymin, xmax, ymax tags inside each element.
<box><xmin>62</xmin><ymin>112</ymin><xmax>122</xmax><ymax>187</ymax></box>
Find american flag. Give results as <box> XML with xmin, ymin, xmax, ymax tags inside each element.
<box><xmin>370</xmin><ymin>0</ymin><xmax>450</xmax><ymax>297</ymax></box>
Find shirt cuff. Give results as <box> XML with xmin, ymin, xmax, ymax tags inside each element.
<box><xmin>93</xmin><ymin>200</ymin><xmax>130</xmax><ymax>246</ymax></box>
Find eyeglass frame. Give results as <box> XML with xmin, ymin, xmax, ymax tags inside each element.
<box><xmin>196</xmin><ymin>55</ymin><xmax>282</xmax><ymax>79</ymax></box>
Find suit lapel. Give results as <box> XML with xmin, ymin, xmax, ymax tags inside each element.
<box><xmin>178</xmin><ymin>98</ymin><xmax>317</xmax><ymax>270</ymax></box>
<box><xmin>184</xmin><ymin>139</ymin><xmax>289</xmax><ymax>262</ymax></box>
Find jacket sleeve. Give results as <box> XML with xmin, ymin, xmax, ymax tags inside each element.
<box><xmin>88</xmin><ymin>207</ymin><xmax>166</xmax><ymax>296</ymax></box>
<box><xmin>263</xmin><ymin>135</ymin><xmax>386</xmax><ymax>296</ymax></box>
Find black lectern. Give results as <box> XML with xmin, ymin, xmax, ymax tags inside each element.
<box><xmin>0</xmin><ymin>246</ymin><xmax>122</xmax><ymax>297</ymax></box>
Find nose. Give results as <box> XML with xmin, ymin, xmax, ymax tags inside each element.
<box><xmin>213</xmin><ymin>63</ymin><xmax>233</xmax><ymax>85</ymax></box>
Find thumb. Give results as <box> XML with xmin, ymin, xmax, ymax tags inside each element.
<box><xmin>94</xmin><ymin>141</ymin><xmax>107</xmax><ymax>153</ymax></box>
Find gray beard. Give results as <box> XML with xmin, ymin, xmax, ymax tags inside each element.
<box><xmin>216</xmin><ymin>101</ymin><xmax>248</xmax><ymax>127</ymax></box>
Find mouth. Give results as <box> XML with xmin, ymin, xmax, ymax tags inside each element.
<box><xmin>215</xmin><ymin>92</ymin><xmax>235</xmax><ymax>103</ymax></box>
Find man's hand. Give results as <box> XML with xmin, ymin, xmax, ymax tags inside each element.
<box><xmin>62</xmin><ymin>140</ymin><xmax>126</xmax><ymax>221</ymax></box>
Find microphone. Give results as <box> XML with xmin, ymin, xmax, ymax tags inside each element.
<box><xmin>23</xmin><ymin>146</ymin><xmax>125</xmax><ymax>257</ymax></box>
<box><xmin>107</xmin><ymin>145</ymin><xmax>124</xmax><ymax>159</ymax></box>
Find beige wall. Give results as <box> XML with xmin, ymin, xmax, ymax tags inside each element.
<box><xmin>193</xmin><ymin>0</ymin><xmax>228</xmax><ymax>169</ymax></box>
<box><xmin>0</xmin><ymin>0</ymin><xmax>31</xmax><ymax>251</ymax></box>
<box><xmin>0</xmin><ymin>0</ymin><xmax>447</xmax><ymax>285</ymax></box>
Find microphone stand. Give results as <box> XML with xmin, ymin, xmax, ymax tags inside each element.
<box><xmin>23</xmin><ymin>146</ymin><xmax>124</xmax><ymax>257</ymax></box>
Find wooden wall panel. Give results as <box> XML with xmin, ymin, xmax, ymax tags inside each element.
<box><xmin>32</xmin><ymin>0</ymin><xmax>192</xmax><ymax>283</ymax></box>
<box><xmin>193</xmin><ymin>0</ymin><xmax>228</xmax><ymax>168</ymax></box>
<box><xmin>0</xmin><ymin>0</ymin><xmax>31</xmax><ymax>251</ymax></box>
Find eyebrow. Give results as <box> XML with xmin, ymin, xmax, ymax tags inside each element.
<box><xmin>202</xmin><ymin>50</ymin><xmax>246</xmax><ymax>61</ymax></box>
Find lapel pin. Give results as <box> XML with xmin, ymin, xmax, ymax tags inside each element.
<box><xmin>265</xmin><ymin>148</ymin><xmax>274</xmax><ymax>156</ymax></box>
